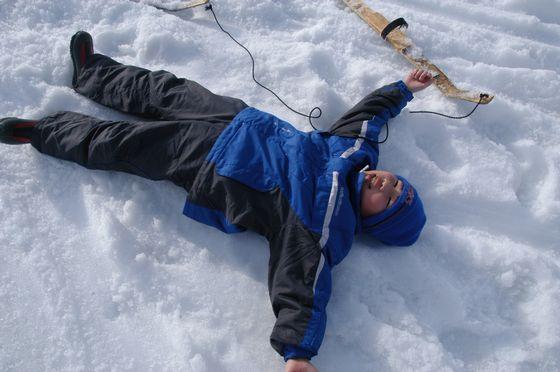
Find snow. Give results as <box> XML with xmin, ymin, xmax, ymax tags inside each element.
<box><xmin>1</xmin><ymin>0</ymin><xmax>559</xmax><ymax>370</ymax></box>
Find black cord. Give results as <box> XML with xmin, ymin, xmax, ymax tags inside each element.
<box><xmin>205</xmin><ymin>3</ymin><xmax>322</xmax><ymax>129</ymax></box>
<box><xmin>410</xmin><ymin>93</ymin><xmax>488</xmax><ymax>119</ymax></box>
<box><xmin>204</xmin><ymin>2</ymin><xmax>485</xmax><ymax>143</ymax></box>
<box><xmin>357</xmin><ymin>122</ymin><xmax>390</xmax><ymax>145</ymax></box>
<box><xmin>358</xmin><ymin>93</ymin><xmax>488</xmax><ymax>145</ymax></box>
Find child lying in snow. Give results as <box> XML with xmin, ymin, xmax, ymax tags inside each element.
<box><xmin>0</xmin><ymin>31</ymin><xmax>434</xmax><ymax>372</ymax></box>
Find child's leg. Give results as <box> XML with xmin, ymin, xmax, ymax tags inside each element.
<box><xmin>31</xmin><ymin>111</ymin><xmax>225</xmax><ymax>190</ymax></box>
<box><xmin>74</xmin><ymin>50</ymin><xmax>248</xmax><ymax>123</ymax></box>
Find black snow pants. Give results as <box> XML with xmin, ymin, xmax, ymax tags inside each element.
<box><xmin>31</xmin><ymin>53</ymin><xmax>248</xmax><ymax>191</ymax></box>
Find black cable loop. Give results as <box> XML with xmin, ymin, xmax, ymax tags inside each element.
<box><xmin>355</xmin><ymin>122</ymin><xmax>389</xmax><ymax>145</ymax></box>
<box><xmin>410</xmin><ymin>93</ymin><xmax>488</xmax><ymax>119</ymax></box>
<box><xmin>205</xmin><ymin>3</ymin><xmax>322</xmax><ymax>129</ymax></box>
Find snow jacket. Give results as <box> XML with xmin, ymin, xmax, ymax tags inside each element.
<box><xmin>183</xmin><ymin>81</ymin><xmax>414</xmax><ymax>360</ymax></box>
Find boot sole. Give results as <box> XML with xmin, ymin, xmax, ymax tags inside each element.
<box><xmin>70</xmin><ymin>31</ymin><xmax>93</xmax><ymax>89</ymax></box>
<box><xmin>0</xmin><ymin>117</ymin><xmax>34</xmax><ymax>145</ymax></box>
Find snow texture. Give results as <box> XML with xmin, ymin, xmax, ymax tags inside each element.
<box><xmin>1</xmin><ymin>0</ymin><xmax>559</xmax><ymax>371</ymax></box>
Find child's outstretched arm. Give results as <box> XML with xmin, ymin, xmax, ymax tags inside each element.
<box><xmin>328</xmin><ymin>68</ymin><xmax>435</xmax><ymax>140</ymax></box>
<box><xmin>327</xmin><ymin>80</ymin><xmax>413</xmax><ymax>141</ymax></box>
<box><xmin>403</xmin><ymin>68</ymin><xmax>434</xmax><ymax>93</ymax></box>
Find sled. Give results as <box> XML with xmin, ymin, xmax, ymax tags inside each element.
<box><xmin>342</xmin><ymin>0</ymin><xmax>494</xmax><ymax>104</ymax></box>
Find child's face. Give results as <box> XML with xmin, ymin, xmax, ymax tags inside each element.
<box><xmin>361</xmin><ymin>170</ymin><xmax>404</xmax><ymax>217</ymax></box>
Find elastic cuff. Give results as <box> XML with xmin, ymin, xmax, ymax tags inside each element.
<box><xmin>283</xmin><ymin>344</ymin><xmax>316</xmax><ymax>362</ymax></box>
<box><xmin>396</xmin><ymin>80</ymin><xmax>414</xmax><ymax>102</ymax></box>
<box><xmin>30</xmin><ymin>118</ymin><xmax>48</xmax><ymax>151</ymax></box>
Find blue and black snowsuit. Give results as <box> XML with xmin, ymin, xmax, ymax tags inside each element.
<box><xmin>31</xmin><ymin>52</ymin><xmax>414</xmax><ymax>360</ymax></box>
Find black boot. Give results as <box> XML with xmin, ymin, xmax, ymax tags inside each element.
<box><xmin>70</xmin><ymin>31</ymin><xmax>94</xmax><ymax>88</ymax></box>
<box><xmin>0</xmin><ymin>117</ymin><xmax>36</xmax><ymax>145</ymax></box>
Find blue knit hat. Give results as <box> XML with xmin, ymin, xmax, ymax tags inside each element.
<box><xmin>357</xmin><ymin>174</ymin><xmax>426</xmax><ymax>246</ymax></box>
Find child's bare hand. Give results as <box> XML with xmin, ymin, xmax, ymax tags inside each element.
<box><xmin>404</xmin><ymin>68</ymin><xmax>435</xmax><ymax>93</ymax></box>
<box><xmin>285</xmin><ymin>359</ymin><xmax>318</xmax><ymax>372</ymax></box>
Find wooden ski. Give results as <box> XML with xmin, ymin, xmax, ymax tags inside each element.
<box><xmin>132</xmin><ymin>0</ymin><xmax>209</xmax><ymax>11</ymax></box>
<box><xmin>342</xmin><ymin>0</ymin><xmax>494</xmax><ymax>104</ymax></box>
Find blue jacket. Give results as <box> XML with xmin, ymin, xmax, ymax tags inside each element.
<box><xmin>183</xmin><ymin>81</ymin><xmax>413</xmax><ymax>360</ymax></box>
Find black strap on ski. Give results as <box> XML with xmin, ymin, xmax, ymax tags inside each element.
<box><xmin>381</xmin><ymin>18</ymin><xmax>408</xmax><ymax>40</ymax></box>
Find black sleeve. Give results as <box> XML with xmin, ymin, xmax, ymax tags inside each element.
<box><xmin>328</xmin><ymin>80</ymin><xmax>413</xmax><ymax>139</ymax></box>
<box><xmin>267</xmin><ymin>224</ymin><xmax>331</xmax><ymax>361</ymax></box>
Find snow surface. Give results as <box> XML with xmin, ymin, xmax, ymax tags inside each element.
<box><xmin>1</xmin><ymin>0</ymin><xmax>560</xmax><ymax>371</ymax></box>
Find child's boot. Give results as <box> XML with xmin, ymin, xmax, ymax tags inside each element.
<box><xmin>70</xmin><ymin>31</ymin><xmax>94</xmax><ymax>87</ymax></box>
<box><xmin>0</xmin><ymin>117</ymin><xmax>36</xmax><ymax>145</ymax></box>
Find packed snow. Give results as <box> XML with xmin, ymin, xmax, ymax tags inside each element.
<box><xmin>1</xmin><ymin>0</ymin><xmax>559</xmax><ymax>370</ymax></box>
